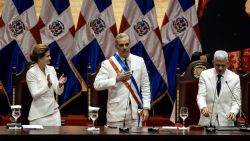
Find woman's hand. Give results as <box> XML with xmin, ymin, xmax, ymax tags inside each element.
<box><xmin>47</xmin><ymin>74</ymin><xmax>52</xmax><ymax>88</ymax></box>
<box><xmin>59</xmin><ymin>74</ymin><xmax>67</xmax><ymax>88</ymax></box>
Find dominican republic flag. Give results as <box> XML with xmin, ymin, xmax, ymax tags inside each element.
<box><xmin>0</xmin><ymin>0</ymin><xmax>37</xmax><ymax>105</ymax></box>
<box><xmin>161</xmin><ymin>0</ymin><xmax>202</xmax><ymax>102</ymax></box>
<box><xmin>38</xmin><ymin>0</ymin><xmax>81</xmax><ymax>107</ymax></box>
<box><xmin>72</xmin><ymin>0</ymin><xmax>117</xmax><ymax>85</ymax></box>
<box><xmin>119</xmin><ymin>0</ymin><xmax>168</xmax><ymax>103</ymax></box>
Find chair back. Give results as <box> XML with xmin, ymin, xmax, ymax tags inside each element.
<box><xmin>240</xmin><ymin>72</ymin><xmax>250</xmax><ymax>126</ymax></box>
<box><xmin>12</xmin><ymin>62</ymin><xmax>34</xmax><ymax>125</ymax></box>
<box><xmin>175</xmin><ymin>60</ymin><xmax>211</xmax><ymax>126</ymax></box>
<box><xmin>87</xmin><ymin>64</ymin><xmax>108</xmax><ymax>126</ymax></box>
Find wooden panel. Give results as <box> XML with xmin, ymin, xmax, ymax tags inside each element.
<box><xmin>175</xmin><ymin>60</ymin><xmax>212</xmax><ymax>126</ymax></box>
<box><xmin>12</xmin><ymin>63</ymin><xmax>33</xmax><ymax>125</ymax></box>
<box><xmin>180</xmin><ymin>81</ymin><xmax>199</xmax><ymax>126</ymax></box>
<box><xmin>87</xmin><ymin>64</ymin><xmax>108</xmax><ymax>126</ymax></box>
<box><xmin>240</xmin><ymin>72</ymin><xmax>250</xmax><ymax>126</ymax></box>
<box><xmin>0</xmin><ymin>85</ymin><xmax>3</xmax><ymax>94</ymax></box>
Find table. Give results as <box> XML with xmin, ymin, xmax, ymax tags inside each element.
<box><xmin>0</xmin><ymin>126</ymin><xmax>250</xmax><ymax>141</ymax></box>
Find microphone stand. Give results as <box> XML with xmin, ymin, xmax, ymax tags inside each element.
<box><xmin>119</xmin><ymin>71</ymin><xmax>133</xmax><ymax>133</ymax></box>
<box><xmin>225</xmin><ymin>81</ymin><xmax>249</xmax><ymax>131</ymax></box>
<box><xmin>147</xmin><ymin>105</ymin><xmax>159</xmax><ymax>132</ymax></box>
<box><xmin>206</xmin><ymin>122</ymin><xmax>216</xmax><ymax>132</ymax></box>
<box><xmin>206</xmin><ymin>116</ymin><xmax>217</xmax><ymax>132</ymax></box>
<box><xmin>147</xmin><ymin>71</ymin><xmax>159</xmax><ymax>132</ymax></box>
<box><xmin>119</xmin><ymin>98</ymin><xmax>130</xmax><ymax>132</ymax></box>
<box><xmin>206</xmin><ymin>80</ymin><xmax>218</xmax><ymax>132</ymax></box>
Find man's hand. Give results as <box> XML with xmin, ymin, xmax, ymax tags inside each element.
<box><xmin>116</xmin><ymin>71</ymin><xmax>131</xmax><ymax>82</ymax></box>
<box><xmin>201</xmin><ymin>107</ymin><xmax>209</xmax><ymax>117</ymax></box>
<box><xmin>227</xmin><ymin>112</ymin><xmax>236</xmax><ymax>121</ymax></box>
<box><xmin>141</xmin><ymin>109</ymin><xmax>149</xmax><ymax>121</ymax></box>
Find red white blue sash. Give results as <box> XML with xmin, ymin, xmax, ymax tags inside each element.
<box><xmin>108</xmin><ymin>54</ymin><xmax>143</xmax><ymax>108</ymax></box>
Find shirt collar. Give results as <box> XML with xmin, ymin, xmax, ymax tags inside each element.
<box><xmin>116</xmin><ymin>52</ymin><xmax>131</xmax><ymax>61</ymax></box>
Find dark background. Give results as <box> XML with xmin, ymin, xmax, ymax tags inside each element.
<box><xmin>200</xmin><ymin>0</ymin><xmax>250</xmax><ymax>55</ymax></box>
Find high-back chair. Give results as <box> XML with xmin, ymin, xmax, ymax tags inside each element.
<box><xmin>12</xmin><ymin>62</ymin><xmax>34</xmax><ymax>125</ymax></box>
<box><xmin>87</xmin><ymin>64</ymin><xmax>108</xmax><ymax>126</ymax></box>
<box><xmin>174</xmin><ymin>60</ymin><xmax>211</xmax><ymax>126</ymax></box>
<box><xmin>240</xmin><ymin>72</ymin><xmax>250</xmax><ymax>126</ymax></box>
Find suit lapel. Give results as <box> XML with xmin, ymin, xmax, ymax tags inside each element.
<box><xmin>35</xmin><ymin>64</ymin><xmax>47</xmax><ymax>82</ymax></box>
<box><xmin>209</xmin><ymin>69</ymin><xmax>219</xmax><ymax>99</ymax></box>
<box><xmin>218</xmin><ymin>70</ymin><xmax>228</xmax><ymax>99</ymax></box>
<box><xmin>130</xmin><ymin>55</ymin><xmax>135</xmax><ymax>73</ymax></box>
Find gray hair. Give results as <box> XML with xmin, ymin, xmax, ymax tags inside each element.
<box><xmin>213</xmin><ymin>50</ymin><xmax>228</xmax><ymax>62</ymax></box>
<box><xmin>115</xmin><ymin>33</ymin><xmax>130</xmax><ymax>45</ymax></box>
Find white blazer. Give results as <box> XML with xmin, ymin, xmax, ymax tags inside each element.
<box><xmin>26</xmin><ymin>64</ymin><xmax>64</xmax><ymax>121</ymax></box>
<box><xmin>197</xmin><ymin>68</ymin><xmax>241</xmax><ymax>126</ymax></box>
<box><xmin>94</xmin><ymin>53</ymin><xmax>151</xmax><ymax>122</ymax></box>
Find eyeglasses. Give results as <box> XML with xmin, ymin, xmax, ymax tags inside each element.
<box><xmin>118</xmin><ymin>43</ymin><xmax>129</xmax><ymax>47</ymax></box>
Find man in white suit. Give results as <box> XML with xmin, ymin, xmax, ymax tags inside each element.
<box><xmin>94</xmin><ymin>33</ymin><xmax>151</xmax><ymax>128</ymax></box>
<box><xmin>197</xmin><ymin>50</ymin><xmax>241</xmax><ymax>127</ymax></box>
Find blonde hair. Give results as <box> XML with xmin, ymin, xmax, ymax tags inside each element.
<box><xmin>30</xmin><ymin>44</ymin><xmax>49</xmax><ymax>62</ymax></box>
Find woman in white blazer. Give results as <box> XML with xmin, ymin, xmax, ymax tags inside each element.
<box><xmin>26</xmin><ymin>44</ymin><xmax>67</xmax><ymax>126</ymax></box>
<box><xmin>197</xmin><ymin>50</ymin><xmax>241</xmax><ymax>127</ymax></box>
<box><xmin>94</xmin><ymin>33</ymin><xmax>151</xmax><ymax>128</ymax></box>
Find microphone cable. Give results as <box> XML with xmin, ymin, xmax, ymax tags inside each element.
<box><xmin>147</xmin><ymin>71</ymin><xmax>159</xmax><ymax>132</ymax></box>
<box><xmin>119</xmin><ymin>70</ymin><xmax>133</xmax><ymax>133</ymax></box>
<box><xmin>225</xmin><ymin>81</ymin><xmax>247</xmax><ymax>128</ymax></box>
<box><xmin>206</xmin><ymin>77</ymin><xmax>219</xmax><ymax>132</ymax></box>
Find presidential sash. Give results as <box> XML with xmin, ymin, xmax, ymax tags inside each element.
<box><xmin>108</xmin><ymin>54</ymin><xmax>143</xmax><ymax>109</ymax></box>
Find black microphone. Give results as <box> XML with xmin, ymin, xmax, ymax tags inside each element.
<box><xmin>206</xmin><ymin>79</ymin><xmax>219</xmax><ymax>132</ymax></box>
<box><xmin>147</xmin><ymin>71</ymin><xmax>159</xmax><ymax>132</ymax></box>
<box><xmin>147</xmin><ymin>105</ymin><xmax>159</xmax><ymax>132</ymax></box>
<box><xmin>225</xmin><ymin>81</ymin><xmax>248</xmax><ymax>129</ymax></box>
<box><xmin>119</xmin><ymin>70</ymin><xmax>133</xmax><ymax>133</ymax></box>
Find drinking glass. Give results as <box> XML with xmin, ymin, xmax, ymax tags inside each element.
<box><xmin>180</xmin><ymin>106</ymin><xmax>188</xmax><ymax>129</ymax></box>
<box><xmin>11</xmin><ymin>105</ymin><xmax>22</xmax><ymax>129</ymax></box>
<box><xmin>87</xmin><ymin>106</ymin><xmax>100</xmax><ymax>131</ymax></box>
<box><xmin>90</xmin><ymin>110</ymin><xmax>98</xmax><ymax>128</ymax></box>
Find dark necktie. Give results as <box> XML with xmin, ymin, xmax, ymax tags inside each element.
<box><xmin>217</xmin><ymin>74</ymin><xmax>222</xmax><ymax>96</ymax></box>
<box><xmin>124</xmin><ymin>58</ymin><xmax>131</xmax><ymax>104</ymax></box>
<box><xmin>124</xmin><ymin>58</ymin><xmax>129</xmax><ymax>70</ymax></box>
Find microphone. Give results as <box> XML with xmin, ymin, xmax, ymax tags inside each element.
<box><xmin>147</xmin><ymin>105</ymin><xmax>159</xmax><ymax>132</ymax></box>
<box><xmin>147</xmin><ymin>71</ymin><xmax>159</xmax><ymax>132</ymax></box>
<box><xmin>206</xmin><ymin>79</ymin><xmax>219</xmax><ymax>132</ymax></box>
<box><xmin>225</xmin><ymin>81</ymin><xmax>248</xmax><ymax>129</ymax></box>
<box><xmin>119</xmin><ymin>70</ymin><xmax>133</xmax><ymax>133</ymax></box>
